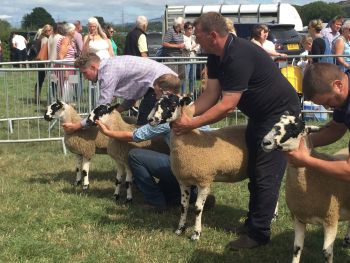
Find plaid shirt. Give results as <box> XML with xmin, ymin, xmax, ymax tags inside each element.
<box><xmin>97</xmin><ymin>55</ymin><xmax>176</xmax><ymax>105</ymax></box>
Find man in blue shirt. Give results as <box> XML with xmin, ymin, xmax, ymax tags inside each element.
<box><xmin>286</xmin><ymin>63</ymin><xmax>350</xmax><ymax>181</ymax></box>
<box><xmin>96</xmin><ymin>74</ymin><xmax>215</xmax><ymax>212</ymax></box>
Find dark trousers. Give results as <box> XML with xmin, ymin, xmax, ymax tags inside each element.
<box><xmin>244</xmin><ymin>118</ymin><xmax>287</xmax><ymax>244</ymax></box>
<box><xmin>128</xmin><ymin>148</ymin><xmax>196</xmax><ymax>206</ymax></box>
<box><xmin>136</xmin><ymin>88</ymin><xmax>157</xmax><ymax>126</ymax></box>
<box><xmin>35</xmin><ymin>64</ymin><xmax>46</xmax><ymax>100</ymax></box>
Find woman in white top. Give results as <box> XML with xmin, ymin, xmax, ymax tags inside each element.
<box><xmin>251</xmin><ymin>24</ymin><xmax>287</xmax><ymax>59</ymax></box>
<box><xmin>82</xmin><ymin>17</ymin><xmax>114</xmax><ymax>59</ymax></box>
<box><xmin>183</xmin><ymin>22</ymin><xmax>199</xmax><ymax>96</ymax></box>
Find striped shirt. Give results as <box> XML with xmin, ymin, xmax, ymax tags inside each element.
<box><xmin>162</xmin><ymin>26</ymin><xmax>184</xmax><ymax>56</ymax></box>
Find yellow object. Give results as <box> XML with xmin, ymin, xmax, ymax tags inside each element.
<box><xmin>281</xmin><ymin>65</ymin><xmax>302</xmax><ymax>94</ymax></box>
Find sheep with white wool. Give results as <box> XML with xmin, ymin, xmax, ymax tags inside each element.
<box><xmin>148</xmin><ymin>94</ymin><xmax>249</xmax><ymax>240</ymax></box>
<box><xmin>44</xmin><ymin>100</ymin><xmax>110</xmax><ymax>190</ymax></box>
<box><xmin>87</xmin><ymin>103</ymin><xmax>169</xmax><ymax>202</ymax></box>
<box><xmin>262</xmin><ymin>114</ymin><xmax>350</xmax><ymax>263</ymax></box>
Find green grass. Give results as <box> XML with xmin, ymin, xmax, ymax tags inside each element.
<box><xmin>1</xmin><ymin>69</ymin><xmax>350</xmax><ymax>262</ymax></box>
<box><xmin>0</xmin><ymin>135</ymin><xmax>350</xmax><ymax>262</ymax></box>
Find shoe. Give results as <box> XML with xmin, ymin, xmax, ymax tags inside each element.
<box><xmin>203</xmin><ymin>194</ymin><xmax>216</xmax><ymax>210</ymax></box>
<box><xmin>227</xmin><ymin>234</ymin><xmax>261</xmax><ymax>250</ymax></box>
<box><xmin>225</xmin><ymin>224</ymin><xmax>248</xmax><ymax>235</ymax></box>
<box><xmin>141</xmin><ymin>203</ymin><xmax>168</xmax><ymax>214</ymax></box>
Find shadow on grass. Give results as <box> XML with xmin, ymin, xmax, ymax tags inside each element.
<box><xmin>186</xmin><ymin>229</ymin><xmax>350</xmax><ymax>263</ymax></box>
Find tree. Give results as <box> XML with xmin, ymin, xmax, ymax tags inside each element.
<box><xmin>21</xmin><ymin>7</ymin><xmax>55</xmax><ymax>30</ymax></box>
<box><xmin>0</xmin><ymin>19</ymin><xmax>11</xmax><ymax>40</ymax></box>
<box><xmin>299</xmin><ymin>1</ymin><xmax>345</xmax><ymax>26</ymax></box>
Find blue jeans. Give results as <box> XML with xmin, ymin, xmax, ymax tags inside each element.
<box><xmin>128</xmin><ymin>148</ymin><xmax>196</xmax><ymax>207</ymax></box>
<box><xmin>183</xmin><ymin>63</ymin><xmax>196</xmax><ymax>95</ymax></box>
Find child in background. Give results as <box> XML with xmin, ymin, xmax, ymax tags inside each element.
<box><xmin>297</xmin><ymin>35</ymin><xmax>313</xmax><ymax>73</ymax></box>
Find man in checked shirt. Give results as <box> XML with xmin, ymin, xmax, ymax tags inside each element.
<box><xmin>63</xmin><ymin>52</ymin><xmax>177</xmax><ymax>133</ymax></box>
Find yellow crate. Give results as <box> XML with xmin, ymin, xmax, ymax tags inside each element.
<box><xmin>281</xmin><ymin>65</ymin><xmax>302</xmax><ymax>94</ymax></box>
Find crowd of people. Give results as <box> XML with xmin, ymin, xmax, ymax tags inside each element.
<box><xmin>3</xmin><ymin>12</ymin><xmax>350</xmax><ymax>253</ymax></box>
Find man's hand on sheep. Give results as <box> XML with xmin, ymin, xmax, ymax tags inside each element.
<box><xmin>96</xmin><ymin>120</ymin><xmax>112</xmax><ymax>136</ymax></box>
<box><xmin>62</xmin><ymin>122</ymin><xmax>82</xmax><ymax>134</ymax></box>
<box><xmin>171</xmin><ymin>111</ymin><xmax>195</xmax><ymax>135</ymax></box>
<box><xmin>284</xmin><ymin>139</ymin><xmax>311</xmax><ymax>167</ymax></box>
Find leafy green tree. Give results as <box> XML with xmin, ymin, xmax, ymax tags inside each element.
<box><xmin>95</xmin><ymin>16</ymin><xmax>105</xmax><ymax>28</ymax></box>
<box><xmin>0</xmin><ymin>19</ymin><xmax>11</xmax><ymax>41</ymax></box>
<box><xmin>21</xmin><ymin>7</ymin><xmax>55</xmax><ymax>30</ymax></box>
<box><xmin>299</xmin><ymin>1</ymin><xmax>345</xmax><ymax>25</ymax></box>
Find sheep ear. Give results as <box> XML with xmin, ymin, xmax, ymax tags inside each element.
<box><xmin>69</xmin><ymin>103</ymin><xmax>76</xmax><ymax>109</ymax></box>
<box><xmin>56</xmin><ymin>99</ymin><xmax>63</xmax><ymax>105</ymax></box>
<box><xmin>110</xmin><ymin>102</ymin><xmax>120</xmax><ymax>110</ymax></box>
<box><xmin>283</xmin><ymin>111</ymin><xmax>290</xmax><ymax>116</ymax></box>
<box><xmin>180</xmin><ymin>96</ymin><xmax>192</xmax><ymax>106</ymax></box>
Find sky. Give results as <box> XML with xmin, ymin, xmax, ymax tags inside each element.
<box><xmin>0</xmin><ymin>0</ymin><xmax>340</xmax><ymax>28</ymax></box>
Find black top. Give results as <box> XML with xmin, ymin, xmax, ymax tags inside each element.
<box><xmin>333</xmin><ymin>71</ymin><xmax>350</xmax><ymax>129</ymax></box>
<box><xmin>311</xmin><ymin>37</ymin><xmax>326</xmax><ymax>63</ymax></box>
<box><xmin>207</xmin><ymin>34</ymin><xmax>300</xmax><ymax>121</ymax></box>
<box><xmin>124</xmin><ymin>28</ymin><xmax>147</xmax><ymax>56</ymax></box>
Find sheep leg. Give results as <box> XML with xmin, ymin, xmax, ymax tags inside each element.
<box><xmin>292</xmin><ymin>217</ymin><xmax>306</xmax><ymax>263</ymax></box>
<box><xmin>175</xmin><ymin>183</ymin><xmax>191</xmax><ymax>236</ymax></box>
<box><xmin>342</xmin><ymin>222</ymin><xmax>350</xmax><ymax>247</ymax></box>
<box><xmin>125</xmin><ymin>168</ymin><xmax>133</xmax><ymax>203</ymax></box>
<box><xmin>81</xmin><ymin>157</ymin><xmax>90</xmax><ymax>191</ymax></box>
<box><xmin>322</xmin><ymin>222</ymin><xmax>338</xmax><ymax>263</ymax></box>
<box><xmin>74</xmin><ymin>155</ymin><xmax>83</xmax><ymax>186</ymax></box>
<box><xmin>191</xmin><ymin>186</ymin><xmax>210</xmax><ymax>241</ymax></box>
<box><xmin>113</xmin><ymin>162</ymin><xmax>124</xmax><ymax>201</ymax></box>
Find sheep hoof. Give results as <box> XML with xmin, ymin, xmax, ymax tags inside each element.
<box><xmin>342</xmin><ymin>237</ymin><xmax>350</xmax><ymax>248</ymax></box>
<box><xmin>82</xmin><ymin>185</ymin><xmax>89</xmax><ymax>191</ymax></box>
<box><xmin>125</xmin><ymin>198</ymin><xmax>132</xmax><ymax>203</ymax></box>
<box><xmin>190</xmin><ymin>232</ymin><xmax>200</xmax><ymax>241</ymax></box>
<box><xmin>175</xmin><ymin>226</ymin><xmax>186</xmax><ymax>236</ymax></box>
<box><xmin>73</xmin><ymin>180</ymin><xmax>82</xmax><ymax>186</ymax></box>
<box><xmin>113</xmin><ymin>194</ymin><xmax>120</xmax><ymax>202</ymax></box>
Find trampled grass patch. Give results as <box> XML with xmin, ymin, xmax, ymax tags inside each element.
<box><xmin>1</xmin><ymin>136</ymin><xmax>350</xmax><ymax>262</ymax></box>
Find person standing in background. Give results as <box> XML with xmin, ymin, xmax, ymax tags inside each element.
<box><xmin>162</xmin><ymin>17</ymin><xmax>185</xmax><ymax>86</ymax></box>
<box><xmin>332</xmin><ymin>20</ymin><xmax>350</xmax><ymax>72</ymax></box>
<box><xmin>124</xmin><ymin>16</ymin><xmax>148</xmax><ymax>57</ymax></box>
<box><xmin>321</xmin><ymin>15</ymin><xmax>343</xmax><ymax>48</ymax></box>
<box><xmin>12</xmin><ymin>32</ymin><xmax>27</xmax><ymax>67</ymax></box>
<box><xmin>105</xmin><ymin>24</ymin><xmax>118</xmax><ymax>55</ymax></box>
<box><xmin>34</xmin><ymin>24</ymin><xmax>53</xmax><ymax>103</ymax></box>
<box><xmin>82</xmin><ymin>17</ymin><xmax>114</xmax><ymax>59</ymax></box>
<box><xmin>308</xmin><ymin>19</ymin><xmax>333</xmax><ymax>64</ymax></box>
<box><xmin>73</xmin><ymin>20</ymin><xmax>84</xmax><ymax>56</ymax></box>
<box><xmin>183</xmin><ymin>21</ymin><xmax>199</xmax><ymax>96</ymax></box>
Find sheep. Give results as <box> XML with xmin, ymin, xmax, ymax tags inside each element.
<box><xmin>261</xmin><ymin>114</ymin><xmax>350</xmax><ymax>263</ymax></box>
<box><xmin>147</xmin><ymin>94</ymin><xmax>249</xmax><ymax>241</ymax></box>
<box><xmin>44</xmin><ymin>100</ymin><xmax>110</xmax><ymax>191</ymax></box>
<box><xmin>87</xmin><ymin>104</ymin><xmax>169</xmax><ymax>202</ymax></box>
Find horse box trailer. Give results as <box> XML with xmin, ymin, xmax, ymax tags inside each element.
<box><xmin>163</xmin><ymin>3</ymin><xmax>303</xmax><ymax>33</ymax></box>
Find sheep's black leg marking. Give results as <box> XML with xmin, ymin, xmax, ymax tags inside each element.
<box><xmin>191</xmin><ymin>186</ymin><xmax>209</xmax><ymax>241</ymax></box>
<box><xmin>82</xmin><ymin>170</ymin><xmax>89</xmax><ymax>190</ymax></box>
<box><xmin>175</xmin><ymin>184</ymin><xmax>191</xmax><ymax>236</ymax></box>
<box><xmin>293</xmin><ymin>246</ymin><xmax>301</xmax><ymax>256</ymax></box>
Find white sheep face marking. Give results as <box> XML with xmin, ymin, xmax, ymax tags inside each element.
<box><xmin>262</xmin><ymin>115</ymin><xmax>306</xmax><ymax>152</ymax></box>
<box><xmin>44</xmin><ymin>100</ymin><xmax>66</xmax><ymax>121</ymax></box>
<box><xmin>148</xmin><ymin>94</ymin><xmax>191</xmax><ymax>126</ymax></box>
<box><xmin>87</xmin><ymin>104</ymin><xmax>112</xmax><ymax>125</ymax></box>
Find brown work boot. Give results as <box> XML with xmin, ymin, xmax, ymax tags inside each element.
<box><xmin>227</xmin><ymin>234</ymin><xmax>261</xmax><ymax>250</ymax></box>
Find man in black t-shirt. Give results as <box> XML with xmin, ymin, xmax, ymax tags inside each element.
<box><xmin>287</xmin><ymin>63</ymin><xmax>350</xmax><ymax>180</ymax></box>
<box><xmin>172</xmin><ymin>12</ymin><xmax>300</xmax><ymax>249</ymax></box>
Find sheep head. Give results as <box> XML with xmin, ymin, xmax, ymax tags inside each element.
<box><xmin>44</xmin><ymin>99</ymin><xmax>65</xmax><ymax>121</ymax></box>
<box><xmin>261</xmin><ymin>114</ymin><xmax>321</xmax><ymax>152</ymax></box>
<box><xmin>87</xmin><ymin>103</ymin><xmax>117</xmax><ymax>125</ymax></box>
<box><xmin>148</xmin><ymin>94</ymin><xmax>192</xmax><ymax>126</ymax></box>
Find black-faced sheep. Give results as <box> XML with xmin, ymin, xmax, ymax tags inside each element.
<box><xmin>87</xmin><ymin>104</ymin><xmax>169</xmax><ymax>202</ymax></box>
<box><xmin>148</xmin><ymin>94</ymin><xmax>249</xmax><ymax>240</ymax></box>
<box><xmin>262</xmin><ymin>114</ymin><xmax>350</xmax><ymax>263</ymax></box>
<box><xmin>44</xmin><ymin>100</ymin><xmax>109</xmax><ymax>190</ymax></box>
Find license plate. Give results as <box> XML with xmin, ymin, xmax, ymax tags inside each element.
<box><xmin>287</xmin><ymin>44</ymin><xmax>299</xmax><ymax>50</ymax></box>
